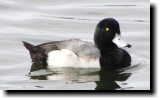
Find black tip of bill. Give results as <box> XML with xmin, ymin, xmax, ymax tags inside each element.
<box><xmin>126</xmin><ymin>44</ymin><xmax>132</xmax><ymax>48</ymax></box>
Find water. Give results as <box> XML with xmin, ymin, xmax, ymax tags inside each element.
<box><xmin>0</xmin><ymin>0</ymin><xmax>150</xmax><ymax>90</ymax></box>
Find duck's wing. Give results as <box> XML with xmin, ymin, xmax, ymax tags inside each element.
<box><xmin>37</xmin><ymin>40</ymin><xmax>61</xmax><ymax>54</ymax></box>
<box><xmin>39</xmin><ymin>39</ymin><xmax>101</xmax><ymax>58</ymax></box>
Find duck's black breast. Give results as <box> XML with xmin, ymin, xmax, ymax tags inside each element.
<box><xmin>100</xmin><ymin>48</ymin><xmax>131</xmax><ymax>69</ymax></box>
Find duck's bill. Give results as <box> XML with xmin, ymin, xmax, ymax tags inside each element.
<box><xmin>112</xmin><ymin>34</ymin><xmax>131</xmax><ymax>48</ymax></box>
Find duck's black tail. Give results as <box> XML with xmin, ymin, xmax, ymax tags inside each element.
<box><xmin>23</xmin><ymin>41</ymin><xmax>34</xmax><ymax>52</ymax></box>
<box><xmin>23</xmin><ymin>41</ymin><xmax>47</xmax><ymax>64</ymax></box>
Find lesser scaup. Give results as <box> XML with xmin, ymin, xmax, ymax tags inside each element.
<box><xmin>23</xmin><ymin>18</ymin><xmax>131</xmax><ymax>69</ymax></box>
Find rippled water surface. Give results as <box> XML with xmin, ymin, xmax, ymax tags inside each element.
<box><xmin>0</xmin><ymin>0</ymin><xmax>150</xmax><ymax>90</ymax></box>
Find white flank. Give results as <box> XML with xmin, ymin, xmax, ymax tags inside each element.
<box><xmin>47</xmin><ymin>49</ymin><xmax>100</xmax><ymax>68</ymax></box>
<box><xmin>47</xmin><ymin>49</ymin><xmax>80</xmax><ymax>68</ymax></box>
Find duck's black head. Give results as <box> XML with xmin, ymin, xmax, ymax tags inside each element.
<box><xmin>94</xmin><ymin>18</ymin><xmax>132</xmax><ymax>69</ymax></box>
<box><xmin>94</xmin><ymin>18</ymin><xmax>131</xmax><ymax>51</ymax></box>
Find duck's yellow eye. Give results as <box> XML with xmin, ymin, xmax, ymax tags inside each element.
<box><xmin>106</xmin><ymin>27</ymin><xmax>109</xmax><ymax>31</ymax></box>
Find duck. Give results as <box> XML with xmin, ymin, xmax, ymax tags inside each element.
<box><xmin>23</xmin><ymin>18</ymin><xmax>131</xmax><ymax>69</ymax></box>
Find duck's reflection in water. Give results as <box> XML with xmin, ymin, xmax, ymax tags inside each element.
<box><xmin>29</xmin><ymin>63</ymin><xmax>100</xmax><ymax>82</ymax></box>
<box><xmin>29</xmin><ymin>63</ymin><xmax>131</xmax><ymax>90</ymax></box>
<box><xmin>29</xmin><ymin>63</ymin><xmax>49</xmax><ymax>80</ymax></box>
<box><xmin>95</xmin><ymin>69</ymin><xmax>131</xmax><ymax>90</ymax></box>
